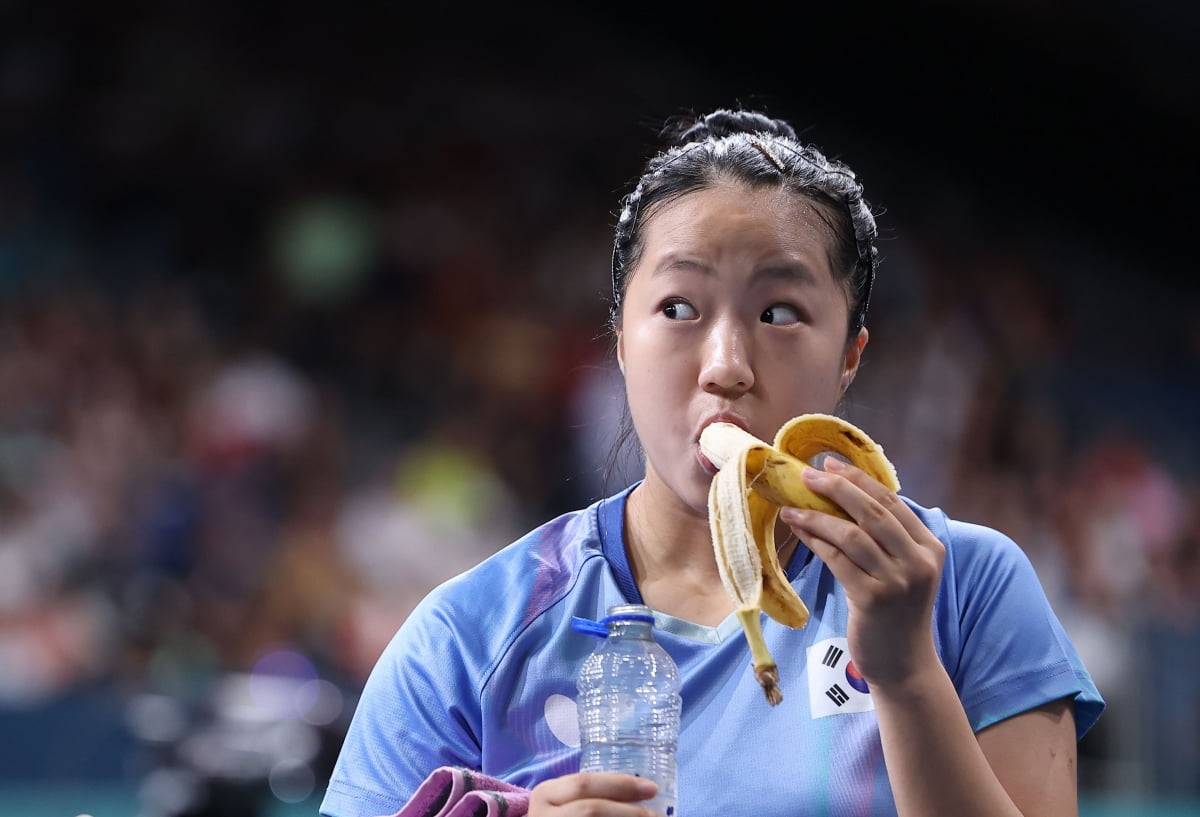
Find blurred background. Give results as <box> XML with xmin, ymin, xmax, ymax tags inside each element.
<box><xmin>0</xmin><ymin>1</ymin><xmax>1197</xmax><ymax>815</ymax></box>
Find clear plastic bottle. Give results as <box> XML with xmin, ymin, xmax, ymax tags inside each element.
<box><xmin>575</xmin><ymin>604</ymin><xmax>681</xmax><ymax>816</ymax></box>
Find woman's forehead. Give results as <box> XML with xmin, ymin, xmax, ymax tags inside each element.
<box><xmin>637</xmin><ymin>184</ymin><xmax>839</xmax><ymax>272</ymax></box>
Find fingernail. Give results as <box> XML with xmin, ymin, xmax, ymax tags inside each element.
<box><xmin>781</xmin><ymin>507</ymin><xmax>808</xmax><ymax>525</ymax></box>
<box><xmin>823</xmin><ymin>456</ymin><xmax>845</xmax><ymax>472</ymax></box>
<box><xmin>636</xmin><ymin>779</ymin><xmax>658</xmax><ymax>797</ymax></box>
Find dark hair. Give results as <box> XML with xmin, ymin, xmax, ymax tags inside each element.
<box><xmin>601</xmin><ymin>108</ymin><xmax>880</xmax><ymax>492</ymax></box>
<box><xmin>609</xmin><ymin>108</ymin><xmax>879</xmax><ymax>338</ymax></box>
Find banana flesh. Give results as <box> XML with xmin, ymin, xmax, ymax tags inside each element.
<box><xmin>702</xmin><ymin>413</ymin><xmax>900</xmax><ymax>705</ymax></box>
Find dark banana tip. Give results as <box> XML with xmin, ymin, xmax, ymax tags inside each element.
<box><xmin>755</xmin><ymin>666</ymin><xmax>783</xmax><ymax>706</ymax></box>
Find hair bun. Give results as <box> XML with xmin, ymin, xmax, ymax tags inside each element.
<box><xmin>665</xmin><ymin>108</ymin><xmax>798</xmax><ymax>146</ymax></box>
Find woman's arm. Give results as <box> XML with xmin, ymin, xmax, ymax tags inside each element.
<box><xmin>978</xmin><ymin>698</ymin><xmax>1079</xmax><ymax>816</ymax></box>
<box><xmin>872</xmin><ymin>664</ymin><xmax>1078</xmax><ymax>817</ymax></box>
<box><xmin>782</xmin><ymin>458</ymin><xmax>1082</xmax><ymax>817</ymax></box>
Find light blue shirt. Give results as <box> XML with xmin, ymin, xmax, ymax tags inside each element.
<box><xmin>320</xmin><ymin>484</ymin><xmax>1103</xmax><ymax>817</ymax></box>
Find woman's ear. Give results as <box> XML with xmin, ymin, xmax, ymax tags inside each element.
<box><xmin>616</xmin><ymin>329</ymin><xmax>625</xmax><ymax>375</ymax></box>
<box><xmin>840</xmin><ymin>327</ymin><xmax>869</xmax><ymax>394</ymax></box>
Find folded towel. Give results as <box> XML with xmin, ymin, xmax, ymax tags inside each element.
<box><xmin>381</xmin><ymin>765</ymin><xmax>531</xmax><ymax>817</ymax></box>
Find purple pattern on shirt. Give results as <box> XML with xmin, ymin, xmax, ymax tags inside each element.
<box><xmin>521</xmin><ymin>513</ymin><xmax>577</xmax><ymax>629</ymax></box>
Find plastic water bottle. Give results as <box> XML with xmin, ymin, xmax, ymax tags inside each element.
<box><xmin>574</xmin><ymin>604</ymin><xmax>681</xmax><ymax>816</ymax></box>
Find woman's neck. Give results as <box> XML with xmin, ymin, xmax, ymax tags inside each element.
<box><xmin>624</xmin><ymin>477</ymin><xmax>733</xmax><ymax>626</ymax></box>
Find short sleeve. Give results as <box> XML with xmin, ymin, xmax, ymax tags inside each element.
<box><xmin>319</xmin><ymin>595</ymin><xmax>483</xmax><ymax>817</ymax></box>
<box><xmin>937</xmin><ymin>517</ymin><xmax>1105</xmax><ymax>739</ymax></box>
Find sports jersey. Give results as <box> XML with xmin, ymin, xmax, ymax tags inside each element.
<box><xmin>320</xmin><ymin>484</ymin><xmax>1104</xmax><ymax>817</ymax></box>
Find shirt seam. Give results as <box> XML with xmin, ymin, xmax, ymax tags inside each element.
<box><xmin>476</xmin><ymin>505</ymin><xmax>606</xmax><ymax>702</ymax></box>
<box><xmin>960</xmin><ymin>658</ymin><xmax>1075</xmax><ymax>713</ymax></box>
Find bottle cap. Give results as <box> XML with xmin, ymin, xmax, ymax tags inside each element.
<box><xmin>570</xmin><ymin>605</ymin><xmax>655</xmax><ymax>638</ymax></box>
<box><xmin>604</xmin><ymin>604</ymin><xmax>655</xmax><ymax>621</ymax></box>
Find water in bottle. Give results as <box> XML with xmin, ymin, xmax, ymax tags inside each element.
<box><xmin>574</xmin><ymin>604</ymin><xmax>681</xmax><ymax>816</ymax></box>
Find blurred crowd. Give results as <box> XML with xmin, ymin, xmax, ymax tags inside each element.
<box><xmin>1</xmin><ymin>4</ymin><xmax>1198</xmax><ymax>812</ymax></box>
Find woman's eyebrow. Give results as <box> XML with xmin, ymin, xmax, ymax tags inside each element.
<box><xmin>651</xmin><ymin>256</ymin><xmax>711</xmax><ymax>276</ymax></box>
<box><xmin>754</xmin><ymin>264</ymin><xmax>818</xmax><ymax>285</ymax></box>
<box><xmin>650</xmin><ymin>258</ymin><xmax>819</xmax><ymax>283</ymax></box>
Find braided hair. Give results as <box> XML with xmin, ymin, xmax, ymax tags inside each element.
<box><xmin>609</xmin><ymin>108</ymin><xmax>879</xmax><ymax>337</ymax></box>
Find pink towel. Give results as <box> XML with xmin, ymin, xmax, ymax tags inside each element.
<box><xmin>381</xmin><ymin>766</ymin><xmax>531</xmax><ymax>817</ymax></box>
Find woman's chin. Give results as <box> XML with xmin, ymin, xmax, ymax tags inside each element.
<box><xmin>637</xmin><ymin>466</ymin><xmax>712</xmax><ymax>517</ymax></box>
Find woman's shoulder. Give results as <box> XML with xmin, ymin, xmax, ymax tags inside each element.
<box><xmin>901</xmin><ymin>495</ymin><xmax>1035</xmax><ymax>577</ymax></box>
<box><xmin>900</xmin><ymin>496</ymin><xmax>1063</xmax><ymax>640</ymax></box>
<box><xmin>403</xmin><ymin>496</ymin><xmax>610</xmax><ymax>637</ymax></box>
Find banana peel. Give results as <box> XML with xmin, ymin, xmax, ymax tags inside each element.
<box><xmin>702</xmin><ymin>413</ymin><xmax>900</xmax><ymax>705</ymax></box>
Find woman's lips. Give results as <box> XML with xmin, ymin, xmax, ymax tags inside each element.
<box><xmin>695</xmin><ymin>414</ymin><xmax>748</xmax><ymax>476</ymax></box>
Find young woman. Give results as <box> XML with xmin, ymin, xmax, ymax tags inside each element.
<box><xmin>320</xmin><ymin>108</ymin><xmax>1103</xmax><ymax>817</ymax></box>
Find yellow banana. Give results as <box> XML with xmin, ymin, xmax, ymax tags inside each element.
<box><xmin>702</xmin><ymin>413</ymin><xmax>900</xmax><ymax>705</ymax></box>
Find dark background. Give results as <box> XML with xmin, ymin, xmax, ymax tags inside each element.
<box><xmin>7</xmin><ymin>1</ymin><xmax>1198</xmax><ymax>262</ymax></box>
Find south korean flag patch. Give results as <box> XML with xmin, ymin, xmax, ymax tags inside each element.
<box><xmin>807</xmin><ymin>637</ymin><xmax>875</xmax><ymax>719</ymax></box>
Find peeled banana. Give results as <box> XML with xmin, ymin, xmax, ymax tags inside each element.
<box><xmin>702</xmin><ymin>413</ymin><xmax>900</xmax><ymax>705</ymax></box>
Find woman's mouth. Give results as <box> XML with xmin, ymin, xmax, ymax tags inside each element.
<box><xmin>695</xmin><ymin>413</ymin><xmax>749</xmax><ymax>476</ymax></box>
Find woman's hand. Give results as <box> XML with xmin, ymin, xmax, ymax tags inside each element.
<box><xmin>528</xmin><ymin>772</ymin><xmax>660</xmax><ymax>816</ymax></box>
<box><xmin>779</xmin><ymin>457</ymin><xmax>946</xmax><ymax>688</ymax></box>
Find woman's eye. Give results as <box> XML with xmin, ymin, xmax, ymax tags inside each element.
<box><xmin>761</xmin><ymin>304</ymin><xmax>801</xmax><ymax>325</ymax></box>
<box><xmin>662</xmin><ymin>300</ymin><xmax>698</xmax><ymax>320</ymax></box>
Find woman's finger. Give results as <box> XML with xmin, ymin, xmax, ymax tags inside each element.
<box><xmin>803</xmin><ymin>459</ymin><xmax>939</xmax><ymax>559</ymax></box>
<box><xmin>529</xmin><ymin>772</ymin><xmax>658</xmax><ymax>814</ymax></box>
<box><xmin>783</xmin><ymin>506</ymin><xmax>890</xmax><ymax>581</ymax></box>
<box><xmin>783</xmin><ymin>512</ymin><xmax>887</xmax><ymax>599</ymax></box>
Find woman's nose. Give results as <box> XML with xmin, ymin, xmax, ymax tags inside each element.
<box><xmin>699</xmin><ymin>319</ymin><xmax>754</xmax><ymax>396</ymax></box>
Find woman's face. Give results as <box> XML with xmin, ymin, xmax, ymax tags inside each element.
<box><xmin>617</xmin><ymin>182</ymin><xmax>867</xmax><ymax>515</ymax></box>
